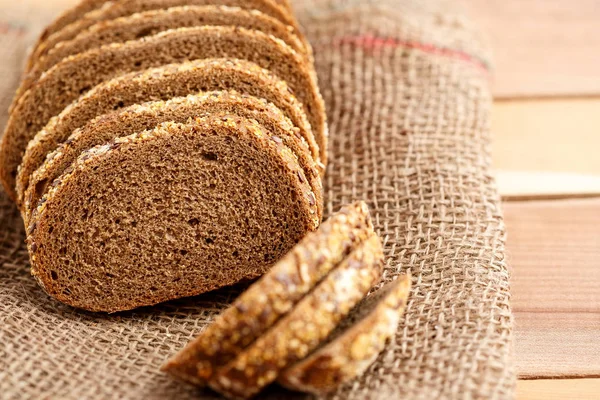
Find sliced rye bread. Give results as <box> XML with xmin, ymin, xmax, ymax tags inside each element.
<box><xmin>26</xmin><ymin>116</ymin><xmax>319</xmax><ymax>313</ymax></box>
<box><xmin>2</xmin><ymin>26</ymin><xmax>327</xmax><ymax>201</ymax></box>
<box><xmin>162</xmin><ymin>201</ymin><xmax>374</xmax><ymax>386</ymax></box>
<box><xmin>29</xmin><ymin>5</ymin><xmax>309</xmax><ymax>90</ymax></box>
<box><xmin>28</xmin><ymin>0</ymin><xmax>300</xmax><ymax>68</ymax></box>
<box><xmin>278</xmin><ymin>275</ymin><xmax>412</xmax><ymax>395</ymax></box>
<box><xmin>15</xmin><ymin>59</ymin><xmax>321</xmax><ymax>209</ymax></box>
<box><xmin>23</xmin><ymin>92</ymin><xmax>323</xmax><ymax>226</ymax></box>
<box><xmin>209</xmin><ymin>234</ymin><xmax>384</xmax><ymax>399</ymax></box>
<box><xmin>25</xmin><ymin>0</ymin><xmax>111</xmax><ymax>71</ymax></box>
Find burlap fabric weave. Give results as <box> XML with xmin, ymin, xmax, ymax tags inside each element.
<box><xmin>0</xmin><ymin>0</ymin><xmax>515</xmax><ymax>398</ymax></box>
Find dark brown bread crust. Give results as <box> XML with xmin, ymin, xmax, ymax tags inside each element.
<box><xmin>28</xmin><ymin>6</ymin><xmax>309</xmax><ymax>95</ymax></box>
<box><xmin>3</xmin><ymin>26</ymin><xmax>326</xmax><ymax>201</ymax></box>
<box><xmin>24</xmin><ymin>92</ymin><xmax>323</xmax><ymax>225</ymax></box>
<box><xmin>162</xmin><ymin>201</ymin><xmax>373</xmax><ymax>386</ymax></box>
<box><xmin>278</xmin><ymin>275</ymin><xmax>412</xmax><ymax>395</ymax></box>
<box><xmin>16</xmin><ymin>59</ymin><xmax>320</xmax><ymax>210</ymax></box>
<box><xmin>28</xmin><ymin>0</ymin><xmax>300</xmax><ymax>68</ymax></box>
<box><xmin>209</xmin><ymin>234</ymin><xmax>384</xmax><ymax>399</ymax></box>
<box><xmin>27</xmin><ymin>116</ymin><xmax>319</xmax><ymax>313</ymax></box>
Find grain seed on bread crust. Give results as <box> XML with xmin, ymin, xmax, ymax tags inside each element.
<box><xmin>16</xmin><ymin>59</ymin><xmax>320</xmax><ymax>209</ymax></box>
<box><xmin>278</xmin><ymin>275</ymin><xmax>412</xmax><ymax>395</ymax></box>
<box><xmin>28</xmin><ymin>0</ymin><xmax>301</xmax><ymax>69</ymax></box>
<box><xmin>209</xmin><ymin>234</ymin><xmax>384</xmax><ymax>399</ymax></box>
<box><xmin>27</xmin><ymin>116</ymin><xmax>319</xmax><ymax>313</ymax></box>
<box><xmin>162</xmin><ymin>201</ymin><xmax>374</xmax><ymax>386</ymax></box>
<box><xmin>24</xmin><ymin>92</ymin><xmax>323</xmax><ymax>225</ymax></box>
<box><xmin>3</xmin><ymin>26</ymin><xmax>326</xmax><ymax>201</ymax></box>
<box><xmin>29</xmin><ymin>6</ymin><xmax>309</xmax><ymax>91</ymax></box>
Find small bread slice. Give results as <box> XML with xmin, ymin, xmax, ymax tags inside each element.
<box><xmin>278</xmin><ymin>276</ymin><xmax>412</xmax><ymax>395</ymax></box>
<box><xmin>162</xmin><ymin>201</ymin><xmax>374</xmax><ymax>385</ymax></box>
<box><xmin>31</xmin><ymin>6</ymin><xmax>308</xmax><ymax>87</ymax></box>
<box><xmin>3</xmin><ymin>26</ymin><xmax>326</xmax><ymax>201</ymax></box>
<box><xmin>209</xmin><ymin>234</ymin><xmax>384</xmax><ymax>399</ymax></box>
<box><xmin>27</xmin><ymin>116</ymin><xmax>319</xmax><ymax>313</ymax></box>
<box><xmin>28</xmin><ymin>0</ymin><xmax>299</xmax><ymax>67</ymax></box>
<box><xmin>16</xmin><ymin>59</ymin><xmax>319</xmax><ymax>210</ymax></box>
<box><xmin>24</xmin><ymin>92</ymin><xmax>323</xmax><ymax>225</ymax></box>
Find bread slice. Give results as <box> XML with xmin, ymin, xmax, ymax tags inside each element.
<box><xmin>25</xmin><ymin>0</ymin><xmax>111</xmax><ymax>71</ymax></box>
<box><xmin>278</xmin><ymin>276</ymin><xmax>412</xmax><ymax>395</ymax></box>
<box><xmin>3</xmin><ymin>26</ymin><xmax>326</xmax><ymax>201</ymax></box>
<box><xmin>23</xmin><ymin>92</ymin><xmax>323</xmax><ymax>225</ymax></box>
<box><xmin>30</xmin><ymin>5</ymin><xmax>309</xmax><ymax>88</ymax></box>
<box><xmin>162</xmin><ymin>201</ymin><xmax>374</xmax><ymax>385</ymax></box>
<box><xmin>16</xmin><ymin>59</ymin><xmax>320</xmax><ymax>209</ymax></box>
<box><xmin>29</xmin><ymin>0</ymin><xmax>299</xmax><ymax>67</ymax></box>
<box><xmin>27</xmin><ymin>116</ymin><xmax>319</xmax><ymax>313</ymax></box>
<box><xmin>209</xmin><ymin>234</ymin><xmax>384</xmax><ymax>399</ymax></box>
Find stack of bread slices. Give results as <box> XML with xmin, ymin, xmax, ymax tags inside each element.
<box><xmin>0</xmin><ymin>0</ymin><xmax>328</xmax><ymax>313</ymax></box>
<box><xmin>163</xmin><ymin>202</ymin><xmax>411</xmax><ymax>398</ymax></box>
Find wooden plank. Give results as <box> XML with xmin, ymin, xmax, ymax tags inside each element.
<box><xmin>492</xmin><ymin>98</ymin><xmax>600</xmax><ymax>176</ymax></box>
<box><xmin>504</xmin><ymin>198</ymin><xmax>600</xmax><ymax>313</ymax></box>
<box><xmin>515</xmin><ymin>313</ymin><xmax>600</xmax><ymax>378</ymax></box>
<box><xmin>504</xmin><ymin>199</ymin><xmax>600</xmax><ymax>377</ymax></box>
<box><xmin>464</xmin><ymin>0</ymin><xmax>600</xmax><ymax>98</ymax></box>
<box><xmin>517</xmin><ymin>379</ymin><xmax>600</xmax><ymax>400</ymax></box>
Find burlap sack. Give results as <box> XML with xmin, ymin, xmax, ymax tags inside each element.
<box><xmin>0</xmin><ymin>0</ymin><xmax>515</xmax><ymax>398</ymax></box>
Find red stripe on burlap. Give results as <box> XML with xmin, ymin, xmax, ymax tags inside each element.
<box><xmin>328</xmin><ymin>34</ymin><xmax>491</xmax><ymax>73</ymax></box>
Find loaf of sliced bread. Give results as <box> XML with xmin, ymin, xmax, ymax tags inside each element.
<box><xmin>3</xmin><ymin>26</ymin><xmax>326</xmax><ymax>200</ymax></box>
<box><xmin>278</xmin><ymin>276</ymin><xmax>412</xmax><ymax>395</ymax></box>
<box><xmin>27</xmin><ymin>116</ymin><xmax>319</xmax><ymax>313</ymax></box>
<box><xmin>23</xmin><ymin>92</ymin><xmax>323</xmax><ymax>225</ymax></box>
<box><xmin>209</xmin><ymin>234</ymin><xmax>384</xmax><ymax>399</ymax></box>
<box><xmin>16</xmin><ymin>59</ymin><xmax>320</xmax><ymax>209</ymax></box>
<box><xmin>30</xmin><ymin>6</ymin><xmax>309</xmax><ymax>88</ymax></box>
<box><xmin>29</xmin><ymin>0</ymin><xmax>299</xmax><ymax>67</ymax></box>
<box><xmin>162</xmin><ymin>201</ymin><xmax>374</xmax><ymax>385</ymax></box>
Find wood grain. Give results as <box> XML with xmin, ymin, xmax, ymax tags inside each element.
<box><xmin>517</xmin><ymin>379</ymin><xmax>600</xmax><ymax>400</ymax></box>
<box><xmin>515</xmin><ymin>313</ymin><xmax>600</xmax><ymax>378</ymax></box>
<box><xmin>464</xmin><ymin>0</ymin><xmax>600</xmax><ymax>98</ymax></box>
<box><xmin>504</xmin><ymin>199</ymin><xmax>600</xmax><ymax>313</ymax></box>
<box><xmin>492</xmin><ymin>98</ymin><xmax>600</xmax><ymax>176</ymax></box>
<box><xmin>504</xmin><ymin>199</ymin><xmax>600</xmax><ymax>378</ymax></box>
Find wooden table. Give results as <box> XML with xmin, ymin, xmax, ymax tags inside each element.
<box><xmin>465</xmin><ymin>0</ymin><xmax>600</xmax><ymax>398</ymax></box>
